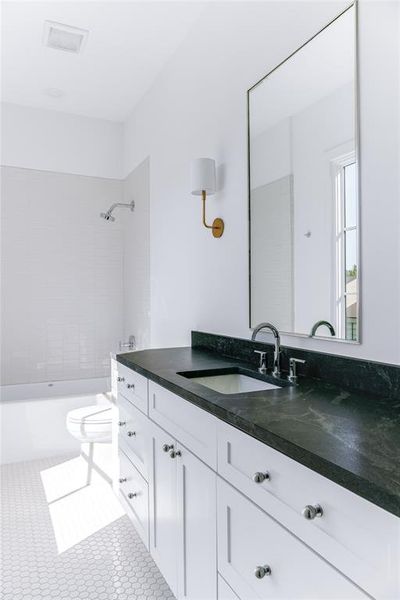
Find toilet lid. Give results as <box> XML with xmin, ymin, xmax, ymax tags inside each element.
<box><xmin>67</xmin><ymin>405</ymin><xmax>112</xmax><ymax>425</ymax></box>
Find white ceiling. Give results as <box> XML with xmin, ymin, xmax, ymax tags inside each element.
<box><xmin>1</xmin><ymin>1</ymin><xmax>206</xmax><ymax>122</ymax></box>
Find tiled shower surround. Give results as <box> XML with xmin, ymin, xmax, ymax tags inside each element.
<box><xmin>0</xmin><ymin>166</ymin><xmax>124</xmax><ymax>384</ymax></box>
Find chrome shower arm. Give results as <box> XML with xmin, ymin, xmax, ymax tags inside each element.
<box><xmin>107</xmin><ymin>201</ymin><xmax>135</xmax><ymax>214</ymax></box>
<box><xmin>100</xmin><ymin>200</ymin><xmax>135</xmax><ymax>221</ymax></box>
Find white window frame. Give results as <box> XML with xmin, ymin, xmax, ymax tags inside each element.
<box><xmin>332</xmin><ymin>150</ymin><xmax>358</xmax><ymax>340</ymax></box>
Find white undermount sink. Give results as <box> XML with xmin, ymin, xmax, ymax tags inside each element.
<box><xmin>190</xmin><ymin>373</ymin><xmax>281</xmax><ymax>395</ymax></box>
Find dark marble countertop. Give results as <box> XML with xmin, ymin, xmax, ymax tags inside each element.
<box><xmin>117</xmin><ymin>346</ymin><xmax>400</xmax><ymax>517</ymax></box>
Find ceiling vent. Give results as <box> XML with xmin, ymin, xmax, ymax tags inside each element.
<box><xmin>43</xmin><ymin>21</ymin><xmax>88</xmax><ymax>54</ymax></box>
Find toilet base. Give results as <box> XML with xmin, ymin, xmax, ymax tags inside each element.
<box><xmin>81</xmin><ymin>441</ymin><xmax>114</xmax><ymax>485</ymax></box>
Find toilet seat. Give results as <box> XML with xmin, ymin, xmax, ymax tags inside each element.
<box><xmin>66</xmin><ymin>405</ymin><xmax>112</xmax><ymax>443</ymax></box>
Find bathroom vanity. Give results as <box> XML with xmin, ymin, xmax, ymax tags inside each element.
<box><xmin>114</xmin><ymin>332</ymin><xmax>400</xmax><ymax>600</ymax></box>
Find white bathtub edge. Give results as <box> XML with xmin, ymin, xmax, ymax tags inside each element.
<box><xmin>0</xmin><ymin>377</ymin><xmax>110</xmax><ymax>403</ymax></box>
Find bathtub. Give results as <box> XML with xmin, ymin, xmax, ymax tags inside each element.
<box><xmin>0</xmin><ymin>376</ymin><xmax>112</xmax><ymax>465</ymax></box>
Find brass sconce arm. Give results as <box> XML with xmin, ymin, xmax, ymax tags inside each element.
<box><xmin>201</xmin><ymin>190</ymin><xmax>224</xmax><ymax>238</ymax></box>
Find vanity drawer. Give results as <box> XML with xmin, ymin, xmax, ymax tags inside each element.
<box><xmin>149</xmin><ymin>381</ymin><xmax>217</xmax><ymax>469</ymax></box>
<box><xmin>217</xmin><ymin>420</ymin><xmax>400</xmax><ymax>599</ymax></box>
<box><xmin>117</xmin><ymin>363</ymin><xmax>148</xmax><ymax>414</ymax></box>
<box><xmin>117</xmin><ymin>394</ymin><xmax>151</xmax><ymax>481</ymax></box>
<box><xmin>118</xmin><ymin>448</ymin><xmax>149</xmax><ymax>549</ymax></box>
<box><xmin>217</xmin><ymin>477</ymin><xmax>368</xmax><ymax>600</ymax></box>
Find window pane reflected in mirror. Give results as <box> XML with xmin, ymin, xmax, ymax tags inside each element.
<box><xmin>346</xmin><ymin>294</ymin><xmax>358</xmax><ymax>341</ymax></box>
<box><xmin>344</xmin><ymin>162</ymin><xmax>357</xmax><ymax>228</ymax></box>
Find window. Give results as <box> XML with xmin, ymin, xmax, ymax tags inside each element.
<box><xmin>334</xmin><ymin>154</ymin><xmax>358</xmax><ymax>341</ymax></box>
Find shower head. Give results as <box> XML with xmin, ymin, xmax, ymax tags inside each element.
<box><xmin>100</xmin><ymin>211</ymin><xmax>116</xmax><ymax>222</ymax></box>
<box><xmin>99</xmin><ymin>200</ymin><xmax>134</xmax><ymax>222</ymax></box>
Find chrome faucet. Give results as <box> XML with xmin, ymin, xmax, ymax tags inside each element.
<box><xmin>310</xmin><ymin>320</ymin><xmax>336</xmax><ymax>337</ymax></box>
<box><xmin>251</xmin><ymin>322</ymin><xmax>281</xmax><ymax>378</ymax></box>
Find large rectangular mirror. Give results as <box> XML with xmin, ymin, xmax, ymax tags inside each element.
<box><xmin>248</xmin><ymin>4</ymin><xmax>359</xmax><ymax>342</ymax></box>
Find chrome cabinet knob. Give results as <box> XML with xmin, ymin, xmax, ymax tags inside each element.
<box><xmin>162</xmin><ymin>444</ymin><xmax>174</xmax><ymax>453</ymax></box>
<box><xmin>253</xmin><ymin>472</ymin><xmax>270</xmax><ymax>483</ymax></box>
<box><xmin>118</xmin><ymin>421</ymin><xmax>126</xmax><ymax>427</ymax></box>
<box><xmin>254</xmin><ymin>565</ymin><xmax>271</xmax><ymax>579</ymax></box>
<box><xmin>127</xmin><ymin>431</ymin><xmax>136</xmax><ymax>437</ymax></box>
<box><xmin>126</xmin><ymin>383</ymin><xmax>135</xmax><ymax>389</ymax></box>
<box><xmin>127</xmin><ymin>492</ymin><xmax>137</xmax><ymax>499</ymax></box>
<box><xmin>302</xmin><ymin>504</ymin><xmax>323</xmax><ymax>520</ymax></box>
<box><xmin>117</xmin><ymin>376</ymin><xmax>125</xmax><ymax>382</ymax></box>
<box><xmin>119</xmin><ymin>477</ymin><xmax>127</xmax><ymax>483</ymax></box>
<box><xmin>169</xmin><ymin>449</ymin><xmax>182</xmax><ymax>459</ymax></box>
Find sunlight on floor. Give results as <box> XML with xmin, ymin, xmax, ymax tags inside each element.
<box><xmin>40</xmin><ymin>455</ymin><xmax>124</xmax><ymax>554</ymax></box>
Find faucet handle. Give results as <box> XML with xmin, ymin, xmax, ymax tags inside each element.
<box><xmin>288</xmin><ymin>358</ymin><xmax>305</xmax><ymax>384</ymax></box>
<box><xmin>254</xmin><ymin>350</ymin><xmax>268</xmax><ymax>374</ymax></box>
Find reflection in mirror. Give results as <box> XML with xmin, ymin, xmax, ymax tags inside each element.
<box><xmin>249</xmin><ymin>4</ymin><xmax>359</xmax><ymax>342</ymax></box>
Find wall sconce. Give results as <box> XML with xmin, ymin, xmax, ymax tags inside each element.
<box><xmin>190</xmin><ymin>158</ymin><xmax>224</xmax><ymax>238</ymax></box>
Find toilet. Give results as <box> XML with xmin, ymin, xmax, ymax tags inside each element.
<box><xmin>66</xmin><ymin>405</ymin><xmax>113</xmax><ymax>443</ymax></box>
<box><xmin>66</xmin><ymin>405</ymin><xmax>114</xmax><ymax>484</ymax></box>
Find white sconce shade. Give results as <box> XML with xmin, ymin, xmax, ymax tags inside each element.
<box><xmin>191</xmin><ymin>158</ymin><xmax>216</xmax><ymax>196</ymax></box>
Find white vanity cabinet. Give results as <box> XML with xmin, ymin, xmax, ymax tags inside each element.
<box><xmin>118</xmin><ymin>448</ymin><xmax>149</xmax><ymax>549</ymax></box>
<box><xmin>148</xmin><ymin>421</ymin><xmax>178</xmax><ymax>592</ymax></box>
<box><xmin>148</xmin><ymin>420</ymin><xmax>217</xmax><ymax>600</ymax></box>
<box><xmin>217</xmin><ymin>420</ymin><xmax>400</xmax><ymax>600</ymax></box>
<box><xmin>118</xmin><ymin>393</ymin><xmax>151</xmax><ymax>480</ymax></box>
<box><xmin>218</xmin><ymin>576</ymin><xmax>240</xmax><ymax>600</ymax></box>
<box><xmin>217</xmin><ymin>477</ymin><xmax>368</xmax><ymax>600</ymax></box>
<box><xmin>115</xmin><ymin>362</ymin><xmax>399</xmax><ymax>600</ymax></box>
<box><xmin>149</xmin><ymin>380</ymin><xmax>217</xmax><ymax>469</ymax></box>
<box><xmin>116</xmin><ymin>367</ymin><xmax>217</xmax><ymax>600</ymax></box>
<box><xmin>117</xmin><ymin>362</ymin><xmax>148</xmax><ymax>414</ymax></box>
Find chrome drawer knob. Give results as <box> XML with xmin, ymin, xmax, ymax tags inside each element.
<box><xmin>117</xmin><ymin>376</ymin><xmax>125</xmax><ymax>382</ymax></box>
<box><xmin>127</xmin><ymin>431</ymin><xmax>136</xmax><ymax>437</ymax></box>
<box><xmin>254</xmin><ymin>565</ymin><xmax>271</xmax><ymax>579</ymax></box>
<box><xmin>126</xmin><ymin>383</ymin><xmax>135</xmax><ymax>389</ymax></box>
<box><xmin>118</xmin><ymin>421</ymin><xmax>126</xmax><ymax>427</ymax></box>
<box><xmin>253</xmin><ymin>472</ymin><xmax>270</xmax><ymax>483</ymax></box>
<box><xmin>119</xmin><ymin>477</ymin><xmax>127</xmax><ymax>483</ymax></box>
<box><xmin>127</xmin><ymin>492</ymin><xmax>137</xmax><ymax>499</ymax></box>
<box><xmin>169</xmin><ymin>449</ymin><xmax>182</xmax><ymax>459</ymax></box>
<box><xmin>302</xmin><ymin>504</ymin><xmax>323</xmax><ymax>520</ymax></box>
<box><xmin>162</xmin><ymin>444</ymin><xmax>174</xmax><ymax>453</ymax></box>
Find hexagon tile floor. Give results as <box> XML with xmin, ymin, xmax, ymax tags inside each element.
<box><xmin>1</xmin><ymin>454</ymin><xmax>175</xmax><ymax>600</ymax></box>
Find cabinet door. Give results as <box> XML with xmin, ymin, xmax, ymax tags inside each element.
<box><xmin>176</xmin><ymin>445</ymin><xmax>217</xmax><ymax>600</ymax></box>
<box><xmin>149</xmin><ymin>381</ymin><xmax>217</xmax><ymax>468</ymax></box>
<box><xmin>217</xmin><ymin>420</ymin><xmax>399</xmax><ymax>599</ymax></box>
<box><xmin>148</xmin><ymin>422</ymin><xmax>178</xmax><ymax>596</ymax></box>
<box><xmin>218</xmin><ymin>575</ymin><xmax>240</xmax><ymax>600</ymax></box>
<box><xmin>217</xmin><ymin>478</ymin><xmax>368</xmax><ymax>600</ymax></box>
<box><xmin>118</xmin><ymin>449</ymin><xmax>149</xmax><ymax>549</ymax></box>
<box><xmin>117</xmin><ymin>363</ymin><xmax>148</xmax><ymax>415</ymax></box>
<box><xmin>118</xmin><ymin>394</ymin><xmax>151</xmax><ymax>481</ymax></box>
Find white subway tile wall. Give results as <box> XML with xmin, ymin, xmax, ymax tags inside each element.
<box><xmin>1</xmin><ymin>166</ymin><xmax>124</xmax><ymax>384</ymax></box>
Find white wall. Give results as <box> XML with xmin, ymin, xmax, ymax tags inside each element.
<box><xmin>292</xmin><ymin>83</ymin><xmax>354</xmax><ymax>334</ymax></box>
<box><xmin>251</xmin><ymin>176</ymin><xmax>294</xmax><ymax>331</ymax></box>
<box><xmin>1</xmin><ymin>103</ymin><xmax>123</xmax><ymax>179</ymax></box>
<box><xmin>0</xmin><ymin>104</ymin><xmax>126</xmax><ymax>386</ymax></box>
<box><xmin>123</xmin><ymin>0</ymin><xmax>400</xmax><ymax>364</ymax></box>
<box><xmin>1</xmin><ymin>102</ymin><xmax>152</xmax><ymax>386</ymax></box>
<box><xmin>250</xmin><ymin>119</ymin><xmax>292</xmax><ymax>190</ymax></box>
<box><xmin>122</xmin><ymin>158</ymin><xmax>151</xmax><ymax>349</ymax></box>
<box><xmin>1</xmin><ymin>166</ymin><xmax>124</xmax><ymax>384</ymax></box>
